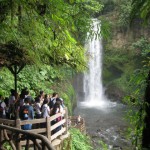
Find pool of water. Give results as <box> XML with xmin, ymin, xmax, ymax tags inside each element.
<box><xmin>74</xmin><ymin>100</ymin><xmax>132</xmax><ymax>150</ymax></box>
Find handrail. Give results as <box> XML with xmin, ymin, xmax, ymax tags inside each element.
<box><xmin>0</xmin><ymin>124</ymin><xmax>55</xmax><ymax>150</ymax></box>
<box><xmin>68</xmin><ymin>116</ymin><xmax>86</xmax><ymax>133</ymax></box>
<box><xmin>0</xmin><ymin>108</ymin><xmax>69</xmax><ymax>149</ymax></box>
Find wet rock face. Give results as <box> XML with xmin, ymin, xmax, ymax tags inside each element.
<box><xmin>90</xmin><ymin>125</ymin><xmax>131</xmax><ymax>150</ymax></box>
<box><xmin>105</xmin><ymin>85</ymin><xmax>125</xmax><ymax>102</ymax></box>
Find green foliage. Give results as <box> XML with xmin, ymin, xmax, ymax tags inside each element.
<box><xmin>3</xmin><ymin>142</ymin><xmax>12</xmax><ymax>150</ymax></box>
<box><xmin>0</xmin><ymin>0</ymin><xmax>108</xmax><ymax>94</ymax></box>
<box><xmin>131</xmin><ymin>0</ymin><xmax>150</xmax><ymax>22</ymax></box>
<box><xmin>61</xmin><ymin>84</ymin><xmax>76</xmax><ymax>115</ymax></box>
<box><xmin>0</xmin><ymin>0</ymin><xmax>104</xmax><ymax>74</ymax></box>
<box><xmin>118</xmin><ymin>0</ymin><xmax>132</xmax><ymax>28</ymax></box>
<box><xmin>102</xmin><ymin>1</ymin><xmax>150</xmax><ymax>148</ymax></box>
<box><xmin>100</xmin><ymin>0</ymin><xmax>115</xmax><ymax>14</ymax></box>
<box><xmin>103</xmin><ymin>35</ymin><xmax>150</xmax><ymax>96</ymax></box>
<box><xmin>131</xmin><ymin>37</ymin><xmax>150</xmax><ymax>57</ymax></box>
<box><xmin>99</xmin><ymin>17</ymin><xmax>111</xmax><ymax>40</ymax></box>
<box><xmin>98</xmin><ymin>140</ymin><xmax>109</xmax><ymax>150</ymax></box>
<box><xmin>17</xmin><ymin>65</ymin><xmax>54</xmax><ymax>96</ymax></box>
<box><xmin>0</xmin><ymin>68</ymin><xmax>14</xmax><ymax>96</ymax></box>
<box><xmin>103</xmin><ymin>45</ymin><xmax>132</xmax><ymax>95</ymax></box>
<box><xmin>0</xmin><ymin>64</ymin><xmax>73</xmax><ymax>95</ymax></box>
<box><xmin>68</xmin><ymin>128</ymin><xmax>92</xmax><ymax>150</ymax></box>
<box><xmin>0</xmin><ymin>62</ymin><xmax>77</xmax><ymax>114</ymax></box>
<box><xmin>84</xmin><ymin>0</ymin><xmax>103</xmax><ymax>15</ymax></box>
<box><xmin>123</xmin><ymin>69</ymin><xmax>148</xmax><ymax>149</ymax></box>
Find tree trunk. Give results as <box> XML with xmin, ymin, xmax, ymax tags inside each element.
<box><xmin>14</xmin><ymin>65</ymin><xmax>17</xmax><ymax>95</ymax></box>
<box><xmin>142</xmin><ymin>71</ymin><xmax>150</xmax><ymax>148</ymax></box>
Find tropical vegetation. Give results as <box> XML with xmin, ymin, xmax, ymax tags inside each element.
<box><xmin>1</xmin><ymin>0</ymin><xmax>150</xmax><ymax>149</ymax></box>
<box><xmin>0</xmin><ymin>0</ymin><xmax>104</xmax><ymax>149</ymax></box>
<box><xmin>102</xmin><ymin>0</ymin><xmax>150</xmax><ymax>149</ymax></box>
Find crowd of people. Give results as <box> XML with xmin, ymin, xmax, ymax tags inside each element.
<box><xmin>0</xmin><ymin>88</ymin><xmax>66</xmax><ymax>132</ymax></box>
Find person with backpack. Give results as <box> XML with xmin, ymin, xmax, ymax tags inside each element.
<box><xmin>51</xmin><ymin>99</ymin><xmax>63</xmax><ymax>134</ymax></box>
<box><xmin>48</xmin><ymin>92</ymin><xmax>58</xmax><ymax>110</ymax></box>
<box><xmin>20</xmin><ymin>97</ymin><xmax>34</xmax><ymax>130</ymax></box>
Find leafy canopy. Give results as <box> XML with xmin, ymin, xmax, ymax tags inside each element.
<box><xmin>0</xmin><ymin>0</ymin><xmax>103</xmax><ymax>71</ymax></box>
<box><xmin>131</xmin><ymin>0</ymin><xmax>150</xmax><ymax>22</ymax></box>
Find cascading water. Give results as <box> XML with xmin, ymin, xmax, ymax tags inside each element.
<box><xmin>74</xmin><ymin>19</ymin><xmax>130</xmax><ymax>150</ymax></box>
<box><xmin>83</xmin><ymin>19</ymin><xmax>107</xmax><ymax>106</ymax></box>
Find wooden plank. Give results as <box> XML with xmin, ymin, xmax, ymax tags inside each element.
<box><xmin>0</xmin><ymin>119</ymin><xmax>15</xmax><ymax>125</ymax></box>
<box><xmin>64</xmin><ymin>108</ymin><xmax>68</xmax><ymax>134</ymax></box>
<box><xmin>50</xmin><ymin>110</ymin><xmax>65</xmax><ymax>122</ymax></box>
<box><xmin>46</xmin><ymin>117</ymin><xmax>51</xmax><ymax>141</ymax></box>
<box><xmin>16</xmin><ymin>119</ymin><xmax>21</xmax><ymax>150</ymax></box>
<box><xmin>0</xmin><ymin>124</ymin><xmax>55</xmax><ymax>150</ymax></box>
<box><xmin>51</xmin><ymin>127</ymin><xmax>66</xmax><ymax>141</ymax></box>
<box><xmin>59</xmin><ymin>132</ymin><xmax>70</xmax><ymax>140</ymax></box>
<box><xmin>51</xmin><ymin>119</ymin><xmax>66</xmax><ymax>131</ymax></box>
<box><xmin>51</xmin><ymin>139</ymin><xmax>61</xmax><ymax>146</ymax></box>
<box><xmin>50</xmin><ymin>113</ymin><xmax>62</xmax><ymax>122</ymax></box>
<box><xmin>28</xmin><ymin>128</ymin><xmax>46</xmax><ymax>134</ymax></box>
<box><xmin>20</xmin><ymin>118</ymin><xmax>46</xmax><ymax>125</ymax></box>
<box><xmin>20</xmin><ymin>139</ymin><xmax>41</xmax><ymax>145</ymax></box>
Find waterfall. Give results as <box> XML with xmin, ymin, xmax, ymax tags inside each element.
<box><xmin>83</xmin><ymin>19</ymin><xmax>106</xmax><ymax>105</ymax></box>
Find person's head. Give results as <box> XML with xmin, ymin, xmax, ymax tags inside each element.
<box><xmin>42</xmin><ymin>98</ymin><xmax>49</xmax><ymax>105</ymax></box>
<box><xmin>60</xmin><ymin>98</ymin><xmax>64</xmax><ymax>103</ymax></box>
<box><xmin>35</xmin><ymin>96</ymin><xmax>40</xmax><ymax>103</ymax></box>
<box><xmin>21</xmin><ymin>88</ymin><xmax>27</xmax><ymax>95</ymax></box>
<box><xmin>25</xmin><ymin>90</ymin><xmax>30</xmax><ymax>96</ymax></box>
<box><xmin>4</xmin><ymin>97</ymin><xmax>9</xmax><ymax>106</ymax></box>
<box><xmin>40</xmin><ymin>90</ymin><xmax>44</xmax><ymax>97</ymax></box>
<box><xmin>52</xmin><ymin>92</ymin><xmax>58</xmax><ymax>98</ymax></box>
<box><xmin>24</xmin><ymin>97</ymin><xmax>31</xmax><ymax>104</ymax></box>
<box><xmin>52</xmin><ymin>102</ymin><xmax>60</xmax><ymax>115</ymax></box>
<box><xmin>44</xmin><ymin>94</ymin><xmax>48</xmax><ymax>99</ymax></box>
<box><xmin>10</xmin><ymin>89</ymin><xmax>15</xmax><ymax>96</ymax></box>
<box><xmin>56</xmin><ymin>98</ymin><xmax>61</xmax><ymax>104</ymax></box>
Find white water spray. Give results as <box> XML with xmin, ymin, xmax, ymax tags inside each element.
<box><xmin>82</xmin><ymin>19</ymin><xmax>108</xmax><ymax>107</ymax></box>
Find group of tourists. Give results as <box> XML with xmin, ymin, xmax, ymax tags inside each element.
<box><xmin>0</xmin><ymin>88</ymin><xmax>66</xmax><ymax>132</ymax></box>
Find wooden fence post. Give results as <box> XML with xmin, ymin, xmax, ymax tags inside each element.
<box><xmin>83</xmin><ymin>118</ymin><xmax>86</xmax><ymax>134</ymax></box>
<box><xmin>0</xmin><ymin>127</ymin><xmax>3</xmax><ymax>148</ymax></box>
<box><xmin>46</xmin><ymin>117</ymin><xmax>51</xmax><ymax>142</ymax></box>
<box><xmin>16</xmin><ymin>119</ymin><xmax>21</xmax><ymax>150</ymax></box>
<box><xmin>64</xmin><ymin>108</ymin><xmax>68</xmax><ymax>134</ymax></box>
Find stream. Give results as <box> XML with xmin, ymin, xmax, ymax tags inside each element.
<box><xmin>74</xmin><ymin>101</ymin><xmax>132</xmax><ymax>150</ymax></box>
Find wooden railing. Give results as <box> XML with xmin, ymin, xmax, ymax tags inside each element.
<box><xmin>0</xmin><ymin>108</ymin><xmax>68</xmax><ymax>149</ymax></box>
<box><xmin>0</xmin><ymin>124</ymin><xmax>55</xmax><ymax>150</ymax></box>
<box><xmin>69</xmin><ymin>116</ymin><xmax>86</xmax><ymax>133</ymax></box>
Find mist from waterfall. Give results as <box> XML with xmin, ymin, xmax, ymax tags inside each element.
<box><xmin>83</xmin><ymin>19</ymin><xmax>108</xmax><ymax>107</ymax></box>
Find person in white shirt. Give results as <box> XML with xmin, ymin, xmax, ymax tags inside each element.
<box><xmin>41</xmin><ymin>99</ymin><xmax>50</xmax><ymax>118</ymax></box>
<box><xmin>8</xmin><ymin>89</ymin><xmax>16</xmax><ymax>106</ymax></box>
<box><xmin>34</xmin><ymin>97</ymin><xmax>41</xmax><ymax>119</ymax></box>
<box><xmin>0</xmin><ymin>95</ymin><xmax>6</xmax><ymax>118</ymax></box>
<box><xmin>41</xmin><ymin>99</ymin><xmax>50</xmax><ymax>128</ymax></box>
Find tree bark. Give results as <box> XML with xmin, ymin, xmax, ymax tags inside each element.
<box><xmin>142</xmin><ymin>71</ymin><xmax>150</xmax><ymax>148</ymax></box>
<box><xmin>14</xmin><ymin>65</ymin><xmax>17</xmax><ymax>95</ymax></box>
